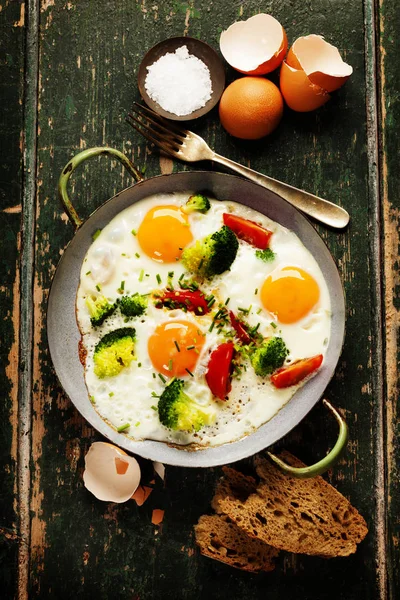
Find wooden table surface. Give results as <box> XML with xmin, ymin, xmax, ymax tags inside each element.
<box><xmin>1</xmin><ymin>1</ymin><xmax>399</xmax><ymax>598</ymax></box>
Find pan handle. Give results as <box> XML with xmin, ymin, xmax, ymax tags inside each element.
<box><xmin>267</xmin><ymin>399</ymin><xmax>348</xmax><ymax>479</ymax></box>
<box><xmin>58</xmin><ymin>147</ymin><xmax>143</xmax><ymax>229</ymax></box>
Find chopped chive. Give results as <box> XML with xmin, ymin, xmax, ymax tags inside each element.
<box><xmin>158</xmin><ymin>373</ymin><xmax>166</xmax><ymax>383</ymax></box>
<box><xmin>156</xmin><ymin>274</ymin><xmax>162</xmax><ymax>285</ymax></box>
<box><xmin>121</xmin><ymin>253</ymin><xmax>126</xmax><ymax>256</ymax></box>
<box><xmin>209</xmin><ymin>321</ymin><xmax>215</xmax><ymax>332</ymax></box>
<box><xmin>86</xmin><ymin>270</ymin><xmax>91</xmax><ymax>276</ymax></box>
<box><xmin>185</xmin><ymin>368</ymin><xmax>194</xmax><ymax>377</ymax></box>
<box><xmin>109</xmin><ymin>392</ymin><xmax>114</xmax><ymax>397</ymax></box>
<box><xmin>174</xmin><ymin>340</ymin><xmax>180</xmax><ymax>352</ymax></box>
<box><xmin>135</xmin><ymin>252</ymin><xmax>140</xmax><ymax>258</ymax></box>
<box><xmin>151</xmin><ymin>405</ymin><xmax>158</xmax><ymax>411</ymax></box>
<box><xmin>138</xmin><ymin>362</ymin><xmax>142</xmax><ymax>367</ymax></box>
<box><xmin>271</xmin><ymin>322</ymin><xmax>277</xmax><ymax>329</ymax></box>
<box><xmin>186</xmin><ymin>345</ymin><xmax>195</xmax><ymax>350</ymax></box>
<box><xmin>179</xmin><ymin>273</ymin><xmax>185</xmax><ymax>281</ymax></box>
<box><xmin>168</xmin><ymin>271</ymin><xmax>174</xmax><ymax>278</ymax></box>
<box><xmin>152</xmin><ymin>372</ymin><xmax>156</xmax><ymax>379</ymax></box>
<box><xmin>95</xmin><ymin>284</ymin><xmax>101</xmax><ymax>292</ymax></box>
<box><xmin>120</xmin><ymin>280</ymin><xmax>125</xmax><ymax>291</ymax></box>
<box><xmin>135</xmin><ymin>421</ymin><xmax>140</xmax><ymax>427</ymax></box>
<box><xmin>117</xmin><ymin>423</ymin><xmax>130</xmax><ymax>432</ymax></box>
<box><xmin>225</xmin><ymin>297</ymin><xmax>230</xmax><ymax>305</ymax></box>
<box><xmin>168</xmin><ymin>359</ymin><xmax>173</xmax><ymax>371</ymax></box>
<box><xmin>90</xmin><ymin>395</ymin><xmax>95</xmax><ymax>404</ymax></box>
<box><xmin>131</xmin><ymin>229</ymin><xmax>137</xmax><ymax>236</ymax></box>
<box><xmin>257</xmin><ymin>308</ymin><xmax>262</xmax><ymax>314</ymax></box>
<box><xmin>92</xmin><ymin>229</ymin><xmax>102</xmax><ymax>241</ymax></box>
<box><xmin>139</xmin><ymin>269</ymin><xmax>144</xmax><ymax>282</ymax></box>
<box><xmin>145</xmin><ymin>273</ymin><xmax>150</xmax><ymax>277</ymax></box>
<box><xmin>151</xmin><ymin>391</ymin><xmax>160</xmax><ymax>398</ymax></box>
<box><xmin>254</xmin><ymin>288</ymin><xmax>258</xmax><ymax>295</ymax></box>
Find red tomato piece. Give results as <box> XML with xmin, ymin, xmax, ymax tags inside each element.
<box><xmin>223</xmin><ymin>213</ymin><xmax>273</xmax><ymax>249</ymax></box>
<box><xmin>229</xmin><ymin>311</ymin><xmax>251</xmax><ymax>344</ymax></box>
<box><xmin>156</xmin><ymin>289</ymin><xmax>210</xmax><ymax>316</ymax></box>
<box><xmin>205</xmin><ymin>342</ymin><xmax>235</xmax><ymax>401</ymax></box>
<box><xmin>270</xmin><ymin>354</ymin><xmax>323</xmax><ymax>389</ymax></box>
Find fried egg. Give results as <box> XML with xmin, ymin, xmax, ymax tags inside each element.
<box><xmin>76</xmin><ymin>192</ymin><xmax>331</xmax><ymax>447</ymax></box>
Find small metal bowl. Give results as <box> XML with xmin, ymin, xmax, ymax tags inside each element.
<box><xmin>137</xmin><ymin>36</ymin><xmax>226</xmax><ymax>121</ymax></box>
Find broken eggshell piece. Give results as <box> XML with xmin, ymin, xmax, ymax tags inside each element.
<box><xmin>280</xmin><ymin>61</ymin><xmax>330</xmax><ymax>112</ymax></box>
<box><xmin>287</xmin><ymin>35</ymin><xmax>353</xmax><ymax>93</ymax></box>
<box><xmin>83</xmin><ymin>442</ymin><xmax>141</xmax><ymax>503</ymax></box>
<box><xmin>220</xmin><ymin>13</ymin><xmax>287</xmax><ymax>75</ymax></box>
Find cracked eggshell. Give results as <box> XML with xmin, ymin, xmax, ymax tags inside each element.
<box><xmin>83</xmin><ymin>442</ymin><xmax>141</xmax><ymax>503</ymax></box>
<box><xmin>220</xmin><ymin>13</ymin><xmax>287</xmax><ymax>75</ymax></box>
<box><xmin>287</xmin><ymin>35</ymin><xmax>353</xmax><ymax>93</ymax></box>
<box><xmin>280</xmin><ymin>61</ymin><xmax>331</xmax><ymax>112</ymax></box>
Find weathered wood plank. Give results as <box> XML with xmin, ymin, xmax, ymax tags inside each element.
<box><xmin>0</xmin><ymin>0</ymin><xmax>25</xmax><ymax>597</ymax></box>
<box><xmin>377</xmin><ymin>0</ymin><xmax>400</xmax><ymax>597</ymax></box>
<box><xmin>29</xmin><ymin>1</ymin><xmax>385</xmax><ymax>598</ymax></box>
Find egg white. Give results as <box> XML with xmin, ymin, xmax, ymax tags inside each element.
<box><xmin>76</xmin><ymin>192</ymin><xmax>331</xmax><ymax>447</ymax></box>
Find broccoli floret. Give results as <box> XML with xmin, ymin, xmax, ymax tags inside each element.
<box><xmin>86</xmin><ymin>294</ymin><xmax>116</xmax><ymax>327</ymax></box>
<box><xmin>251</xmin><ymin>337</ymin><xmax>289</xmax><ymax>377</ymax></box>
<box><xmin>93</xmin><ymin>327</ymin><xmax>136</xmax><ymax>378</ymax></box>
<box><xmin>158</xmin><ymin>379</ymin><xmax>213</xmax><ymax>432</ymax></box>
<box><xmin>118</xmin><ymin>293</ymin><xmax>147</xmax><ymax>318</ymax></box>
<box><xmin>181</xmin><ymin>194</ymin><xmax>211</xmax><ymax>215</ymax></box>
<box><xmin>181</xmin><ymin>225</ymin><xmax>239</xmax><ymax>278</ymax></box>
<box><xmin>255</xmin><ymin>248</ymin><xmax>276</xmax><ymax>262</ymax></box>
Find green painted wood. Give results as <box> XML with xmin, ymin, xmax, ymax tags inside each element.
<box><xmin>0</xmin><ymin>0</ymin><xmax>25</xmax><ymax>597</ymax></box>
<box><xmin>6</xmin><ymin>0</ymin><xmax>395</xmax><ymax>598</ymax></box>
<box><xmin>376</xmin><ymin>0</ymin><xmax>400</xmax><ymax>598</ymax></box>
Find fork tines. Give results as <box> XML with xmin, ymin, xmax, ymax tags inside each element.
<box><xmin>126</xmin><ymin>103</ymin><xmax>187</xmax><ymax>156</ymax></box>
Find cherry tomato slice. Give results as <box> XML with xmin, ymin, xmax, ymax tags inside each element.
<box><xmin>223</xmin><ymin>213</ymin><xmax>273</xmax><ymax>249</ymax></box>
<box><xmin>270</xmin><ymin>354</ymin><xmax>323</xmax><ymax>389</ymax></box>
<box><xmin>229</xmin><ymin>311</ymin><xmax>251</xmax><ymax>344</ymax></box>
<box><xmin>205</xmin><ymin>342</ymin><xmax>235</xmax><ymax>401</ymax></box>
<box><xmin>156</xmin><ymin>289</ymin><xmax>210</xmax><ymax>316</ymax></box>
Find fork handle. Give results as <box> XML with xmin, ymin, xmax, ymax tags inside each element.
<box><xmin>211</xmin><ymin>153</ymin><xmax>349</xmax><ymax>229</ymax></box>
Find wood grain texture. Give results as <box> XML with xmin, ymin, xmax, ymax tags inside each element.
<box><xmin>3</xmin><ymin>0</ymin><xmax>397</xmax><ymax>597</ymax></box>
<box><xmin>0</xmin><ymin>0</ymin><xmax>25</xmax><ymax>597</ymax></box>
<box><xmin>377</xmin><ymin>0</ymin><xmax>400</xmax><ymax>597</ymax></box>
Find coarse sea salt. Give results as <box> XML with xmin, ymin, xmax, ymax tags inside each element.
<box><xmin>144</xmin><ymin>45</ymin><xmax>213</xmax><ymax>116</ymax></box>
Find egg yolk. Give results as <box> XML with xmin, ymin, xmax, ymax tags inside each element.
<box><xmin>148</xmin><ymin>320</ymin><xmax>205</xmax><ymax>377</ymax></box>
<box><xmin>261</xmin><ymin>266</ymin><xmax>320</xmax><ymax>323</ymax></box>
<box><xmin>137</xmin><ymin>205</ymin><xmax>193</xmax><ymax>263</ymax></box>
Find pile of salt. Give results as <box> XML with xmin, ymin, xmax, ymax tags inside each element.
<box><xmin>144</xmin><ymin>45</ymin><xmax>213</xmax><ymax>117</ymax></box>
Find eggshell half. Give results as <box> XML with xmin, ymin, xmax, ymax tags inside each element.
<box><xmin>220</xmin><ymin>13</ymin><xmax>288</xmax><ymax>75</ymax></box>
<box><xmin>280</xmin><ymin>61</ymin><xmax>330</xmax><ymax>112</ymax></box>
<box><xmin>83</xmin><ymin>442</ymin><xmax>141</xmax><ymax>503</ymax></box>
<box><xmin>287</xmin><ymin>35</ymin><xmax>353</xmax><ymax>93</ymax></box>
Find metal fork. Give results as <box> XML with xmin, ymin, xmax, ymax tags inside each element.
<box><xmin>126</xmin><ymin>103</ymin><xmax>350</xmax><ymax>229</ymax></box>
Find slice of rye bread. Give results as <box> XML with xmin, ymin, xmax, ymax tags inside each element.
<box><xmin>211</xmin><ymin>466</ymin><xmax>257</xmax><ymax>514</ymax></box>
<box><xmin>195</xmin><ymin>514</ymin><xmax>279</xmax><ymax>572</ymax></box>
<box><xmin>215</xmin><ymin>451</ymin><xmax>368</xmax><ymax>558</ymax></box>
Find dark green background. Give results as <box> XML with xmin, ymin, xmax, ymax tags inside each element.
<box><xmin>1</xmin><ymin>0</ymin><xmax>399</xmax><ymax>598</ymax></box>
